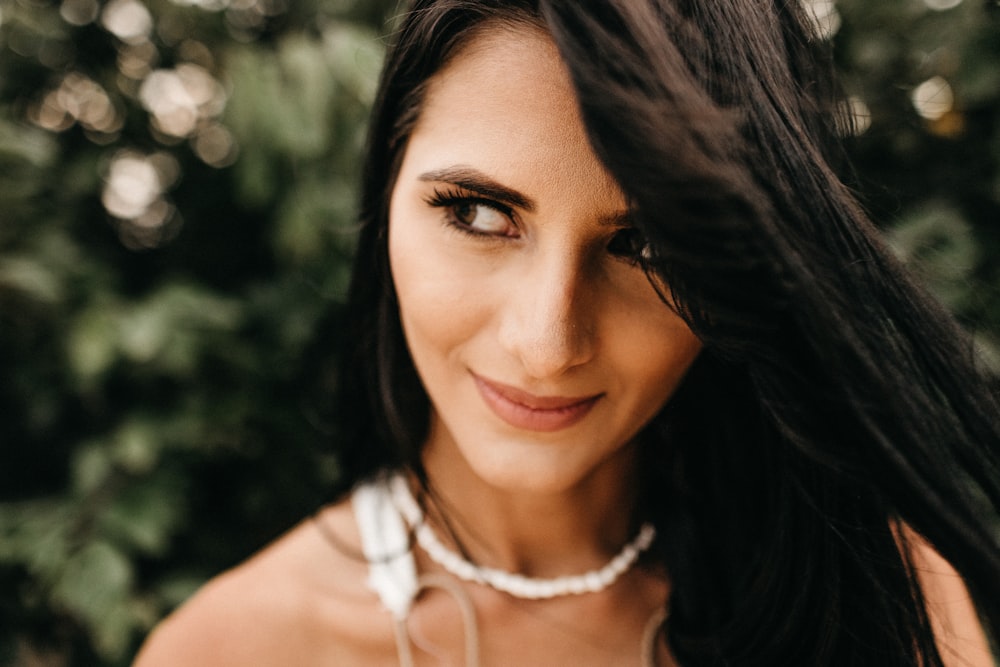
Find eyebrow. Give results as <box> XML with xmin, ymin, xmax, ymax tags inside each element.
<box><xmin>418</xmin><ymin>166</ymin><xmax>535</xmax><ymax>212</ymax></box>
<box><xmin>416</xmin><ymin>165</ymin><xmax>632</xmax><ymax>227</ymax></box>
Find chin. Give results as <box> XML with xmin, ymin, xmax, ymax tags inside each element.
<box><xmin>449</xmin><ymin>433</ymin><xmax>637</xmax><ymax>498</ymax></box>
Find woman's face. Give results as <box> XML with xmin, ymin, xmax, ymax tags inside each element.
<box><xmin>388</xmin><ymin>26</ymin><xmax>702</xmax><ymax>494</ymax></box>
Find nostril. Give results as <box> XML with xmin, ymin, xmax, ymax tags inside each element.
<box><xmin>498</xmin><ymin>315</ymin><xmax>595</xmax><ymax>380</ymax></box>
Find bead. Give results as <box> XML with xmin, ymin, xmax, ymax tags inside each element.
<box><xmin>389</xmin><ymin>474</ymin><xmax>657</xmax><ymax>600</ymax></box>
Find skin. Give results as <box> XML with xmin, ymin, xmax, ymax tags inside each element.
<box><xmin>132</xmin><ymin>25</ymin><xmax>992</xmax><ymax>667</ymax></box>
<box><xmin>386</xmin><ymin>23</ymin><xmax>701</xmax><ymax>575</ymax></box>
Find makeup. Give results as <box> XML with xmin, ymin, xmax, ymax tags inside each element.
<box><xmin>473</xmin><ymin>374</ymin><xmax>601</xmax><ymax>432</ymax></box>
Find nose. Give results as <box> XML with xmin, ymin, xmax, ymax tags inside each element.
<box><xmin>497</xmin><ymin>249</ymin><xmax>596</xmax><ymax>380</ymax></box>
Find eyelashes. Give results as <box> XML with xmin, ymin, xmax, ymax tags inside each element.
<box><xmin>424</xmin><ymin>187</ymin><xmax>517</xmax><ymax>238</ymax></box>
<box><xmin>422</xmin><ymin>185</ymin><xmax>650</xmax><ymax>265</ymax></box>
<box><xmin>606</xmin><ymin>227</ymin><xmax>652</xmax><ymax>266</ymax></box>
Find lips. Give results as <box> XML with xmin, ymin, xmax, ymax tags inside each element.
<box><xmin>472</xmin><ymin>374</ymin><xmax>602</xmax><ymax>432</ymax></box>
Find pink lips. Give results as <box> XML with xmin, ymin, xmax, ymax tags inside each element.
<box><xmin>473</xmin><ymin>375</ymin><xmax>601</xmax><ymax>432</ymax></box>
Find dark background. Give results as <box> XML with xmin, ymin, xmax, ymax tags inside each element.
<box><xmin>1</xmin><ymin>0</ymin><xmax>998</xmax><ymax>664</ymax></box>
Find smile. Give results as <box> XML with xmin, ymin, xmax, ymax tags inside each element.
<box><xmin>472</xmin><ymin>374</ymin><xmax>602</xmax><ymax>432</ymax></box>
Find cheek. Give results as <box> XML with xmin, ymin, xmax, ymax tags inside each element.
<box><xmin>606</xmin><ymin>267</ymin><xmax>702</xmax><ymax>385</ymax></box>
<box><xmin>388</xmin><ymin>217</ymin><xmax>485</xmax><ymax>367</ymax></box>
<box><xmin>617</xmin><ymin>315</ymin><xmax>702</xmax><ymax>411</ymax></box>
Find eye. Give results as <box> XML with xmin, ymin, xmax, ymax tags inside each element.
<box><xmin>425</xmin><ymin>187</ymin><xmax>518</xmax><ymax>238</ymax></box>
<box><xmin>451</xmin><ymin>200</ymin><xmax>513</xmax><ymax>235</ymax></box>
<box><xmin>607</xmin><ymin>227</ymin><xmax>651</xmax><ymax>264</ymax></box>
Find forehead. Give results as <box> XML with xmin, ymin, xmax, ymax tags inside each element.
<box><xmin>423</xmin><ymin>24</ymin><xmax>575</xmax><ymax>128</ymax></box>
<box><xmin>404</xmin><ymin>24</ymin><xmax>623</xmax><ymax>205</ymax></box>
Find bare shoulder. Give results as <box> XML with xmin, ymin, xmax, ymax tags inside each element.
<box><xmin>133</xmin><ymin>499</ymin><xmax>399</xmax><ymax>666</ymax></box>
<box><xmin>902</xmin><ymin>526</ymin><xmax>994</xmax><ymax>667</ymax></box>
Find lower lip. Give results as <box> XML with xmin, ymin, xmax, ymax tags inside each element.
<box><xmin>473</xmin><ymin>377</ymin><xmax>600</xmax><ymax>432</ymax></box>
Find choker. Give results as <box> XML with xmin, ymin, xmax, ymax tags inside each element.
<box><xmin>389</xmin><ymin>475</ymin><xmax>656</xmax><ymax>600</ymax></box>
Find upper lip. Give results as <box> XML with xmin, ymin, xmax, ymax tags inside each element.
<box><xmin>473</xmin><ymin>374</ymin><xmax>602</xmax><ymax>411</ymax></box>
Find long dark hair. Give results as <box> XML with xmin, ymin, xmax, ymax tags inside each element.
<box><xmin>335</xmin><ymin>1</ymin><xmax>1000</xmax><ymax>664</ymax></box>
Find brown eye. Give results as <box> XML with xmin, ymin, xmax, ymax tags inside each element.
<box><xmin>607</xmin><ymin>227</ymin><xmax>650</xmax><ymax>264</ymax></box>
<box><xmin>453</xmin><ymin>201</ymin><xmax>478</xmax><ymax>224</ymax></box>
<box><xmin>451</xmin><ymin>201</ymin><xmax>511</xmax><ymax>235</ymax></box>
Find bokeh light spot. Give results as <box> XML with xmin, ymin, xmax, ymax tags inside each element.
<box><xmin>102</xmin><ymin>150</ymin><xmax>182</xmax><ymax>249</ymax></box>
<box><xmin>102</xmin><ymin>152</ymin><xmax>163</xmax><ymax>219</ymax></box>
<box><xmin>169</xmin><ymin>0</ymin><xmax>230</xmax><ymax>10</ymax></box>
<box><xmin>118</xmin><ymin>41</ymin><xmax>159</xmax><ymax>79</ymax></box>
<box><xmin>912</xmin><ymin>76</ymin><xmax>955</xmax><ymax>120</ymax></box>
<box><xmin>30</xmin><ymin>73</ymin><xmax>123</xmax><ymax>136</ymax></box>
<box><xmin>802</xmin><ymin>0</ymin><xmax>842</xmax><ymax>39</ymax></box>
<box><xmin>138</xmin><ymin>64</ymin><xmax>226</xmax><ymax>139</ymax></box>
<box><xmin>101</xmin><ymin>0</ymin><xmax>154</xmax><ymax>45</ymax></box>
<box><xmin>192</xmin><ymin>122</ymin><xmax>238</xmax><ymax>167</ymax></box>
<box><xmin>924</xmin><ymin>0</ymin><xmax>963</xmax><ymax>10</ymax></box>
<box><xmin>60</xmin><ymin>0</ymin><xmax>100</xmax><ymax>26</ymax></box>
<box><xmin>177</xmin><ymin>40</ymin><xmax>215</xmax><ymax>70</ymax></box>
<box><xmin>928</xmin><ymin>110</ymin><xmax>965</xmax><ymax>138</ymax></box>
<box><xmin>837</xmin><ymin>96</ymin><xmax>872</xmax><ymax>136</ymax></box>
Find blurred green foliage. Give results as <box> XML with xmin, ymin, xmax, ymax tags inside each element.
<box><xmin>833</xmin><ymin>0</ymin><xmax>1000</xmax><ymax>356</ymax></box>
<box><xmin>0</xmin><ymin>0</ymin><xmax>391</xmax><ymax>663</ymax></box>
<box><xmin>0</xmin><ymin>0</ymin><xmax>998</xmax><ymax>665</ymax></box>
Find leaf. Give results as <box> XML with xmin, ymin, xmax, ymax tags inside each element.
<box><xmin>51</xmin><ymin>541</ymin><xmax>134</xmax><ymax>654</ymax></box>
<box><xmin>0</xmin><ymin>255</ymin><xmax>63</xmax><ymax>305</ymax></box>
<box><xmin>0</xmin><ymin>500</ymin><xmax>71</xmax><ymax>575</ymax></box>
<box><xmin>66</xmin><ymin>303</ymin><xmax>121</xmax><ymax>384</ymax></box>
<box><xmin>71</xmin><ymin>442</ymin><xmax>114</xmax><ymax>496</ymax></box>
<box><xmin>887</xmin><ymin>202</ymin><xmax>978</xmax><ymax>310</ymax></box>
<box><xmin>0</xmin><ymin>118</ymin><xmax>58</xmax><ymax>169</ymax></box>
<box><xmin>99</xmin><ymin>472</ymin><xmax>186</xmax><ymax>556</ymax></box>
<box><xmin>110</xmin><ymin>419</ymin><xmax>159</xmax><ymax>476</ymax></box>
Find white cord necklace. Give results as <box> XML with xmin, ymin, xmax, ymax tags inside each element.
<box><xmin>389</xmin><ymin>475</ymin><xmax>656</xmax><ymax>600</ymax></box>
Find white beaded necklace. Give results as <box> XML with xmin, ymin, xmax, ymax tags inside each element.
<box><xmin>389</xmin><ymin>475</ymin><xmax>656</xmax><ymax>600</ymax></box>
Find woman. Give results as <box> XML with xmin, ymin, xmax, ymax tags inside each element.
<box><xmin>135</xmin><ymin>1</ymin><xmax>1000</xmax><ymax>665</ymax></box>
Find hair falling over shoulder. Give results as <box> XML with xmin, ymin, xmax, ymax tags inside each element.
<box><xmin>335</xmin><ymin>1</ymin><xmax>1000</xmax><ymax>664</ymax></box>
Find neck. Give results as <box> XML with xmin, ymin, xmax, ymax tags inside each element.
<box><xmin>418</xmin><ymin>419</ymin><xmax>642</xmax><ymax>579</ymax></box>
